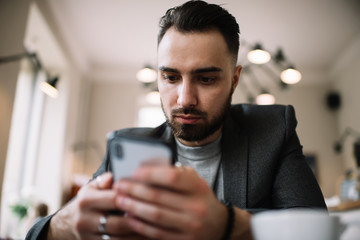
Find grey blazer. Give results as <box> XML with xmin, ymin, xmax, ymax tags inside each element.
<box><xmin>26</xmin><ymin>104</ymin><xmax>326</xmax><ymax>239</ymax></box>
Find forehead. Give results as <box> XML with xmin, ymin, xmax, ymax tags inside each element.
<box><xmin>157</xmin><ymin>27</ymin><xmax>233</xmax><ymax>71</ymax></box>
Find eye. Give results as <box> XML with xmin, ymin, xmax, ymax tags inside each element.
<box><xmin>198</xmin><ymin>76</ymin><xmax>216</xmax><ymax>84</ymax></box>
<box><xmin>162</xmin><ymin>73</ymin><xmax>180</xmax><ymax>83</ymax></box>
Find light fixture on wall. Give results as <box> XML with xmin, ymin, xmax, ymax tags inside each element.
<box><xmin>136</xmin><ymin>65</ymin><xmax>157</xmax><ymax>83</ymax></box>
<box><xmin>0</xmin><ymin>52</ymin><xmax>36</xmax><ymax>64</ymax></box>
<box><xmin>273</xmin><ymin>49</ymin><xmax>302</xmax><ymax>84</ymax></box>
<box><xmin>136</xmin><ymin>65</ymin><xmax>160</xmax><ymax>104</ymax></box>
<box><xmin>0</xmin><ymin>51</ymin><xmax>60</xmax><ymax>98</ymax></box>
<box><xmin>256</xmin><ymin>91</ymin><xmax>276</xmax><ymax>105</ymax></box>
<box><xmin>39</xmin><ymin>76</ymin><xmax>59</xmax><ymax>98</ymax></box>
<box><xmin>243</xmin><ymin>65</ymin><xmax>276</xmax><ymax>105</ymax></box>
<box><xmin>280</xmin><ymin>66</ymin><xmax>302</xmax><ymax>84</ymax></box>
<box><xmin>237</xmin><ymin>43</ymin><xmax>302</xmax><ymax>104</ymax></box>
<box><xmin>146</xmin><ymin>90</ymin><xmax>161</xmax><ymax>105</ymax></box>
<box><xmin>247</xmin><ymin>44</ymin><xmax>271</xmax><ymax>64</ymax></box>
<box><xmin>334</xmin><ymin>127</ymin><xmax>360</xmax><ymax>168</ymax></box>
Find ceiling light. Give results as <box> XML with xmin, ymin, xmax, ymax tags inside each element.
<box><xmin>256</xmin><ymin>91</ymin><xmax>275</xmax><ymax>105</ymax></box>
<box><xmin>40</xmin><ymin>76</ymin><xmax>59</xmax><ymax>98</ymax></box>
<box><xmin>146</xmin><ymin>91</ymin><xmax>161</xmax><ymax>105</ymax></box>
<box><xmin>280</xmin><ymin>66</ymin><xmax>302</xmax><ymax>84</ymax></box>
<box><xmin>136</xmin><ymin>65</ymin><xmax>157</xmax><ymax>83</ymax></box>
<box><xmin>247</xmin><ymin>44</ymin><xmax>271</xmax><ymax>64</ymax></box>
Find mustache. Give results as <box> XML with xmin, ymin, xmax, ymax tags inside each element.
<box><xmin>171</xmin><ymin>107</ymin><xmax>207</xmax><ymax>117</ymax></box>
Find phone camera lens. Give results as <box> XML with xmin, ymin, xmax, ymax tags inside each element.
<box><xmin>115</xmin><ymin>143</ymin><xmax>123</xmax><ymax>159</ymax></box>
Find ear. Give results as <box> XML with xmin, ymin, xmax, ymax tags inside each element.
<box><xmin>231</xmin><ymin>65</ymin><xmax>242</xmax><ymax>92</ymax></box>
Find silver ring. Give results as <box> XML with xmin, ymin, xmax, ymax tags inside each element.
<box><xmin>98</xmin><ymin>215</ymin><xmax>107</xmax><ymax>233</ymax></box>
<box><xmin>101</xmin><ymin>234</ymin><xmax>110</xmax><ymax>240</ymax></box>
<box><xmin>175</xmin><ymin>161</ymin><xmax>185</xmax><ymax>171</ymax></box>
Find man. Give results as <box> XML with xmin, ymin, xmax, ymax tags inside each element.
<box><xmin>27</xmin><ymin>1</ymin><xmax>326</xmax><ymax>239</ymax></box>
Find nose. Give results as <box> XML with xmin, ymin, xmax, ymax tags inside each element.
<box><xmin>177</xmin><ymin>79</ymin><xmax>197</xmax><ymax>108</ymax></box>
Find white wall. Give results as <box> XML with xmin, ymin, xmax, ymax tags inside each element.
<box><xmin>81</xmin><ymin>81</ymin><xmax>144</xmax><ymax>176</ymax></box>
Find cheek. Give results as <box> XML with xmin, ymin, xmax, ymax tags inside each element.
<box><xmin>159</xmin><ymin>86</ymin><xmax>176</xmax><ymax>112</ymax></box>
<box><xmin>202</xmin><ymin>87</ymin><xmax>228</xmax><ymax>104</ymax></box>
<box><xmin>159</xmin><ymin>81</ymin><xmax>178</xmax><ymax>99</ymax></box>
<box><xmin>199</xmin><ymin>88</ymin><xmax>231</xmax><ymax>114</ymax></box>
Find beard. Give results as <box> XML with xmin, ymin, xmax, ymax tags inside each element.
<box><xmin>162</xmin><ymin>93</ymin><xmax>232</xmax><ymax>142</ymax></box>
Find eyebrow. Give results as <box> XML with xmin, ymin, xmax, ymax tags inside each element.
<box><xmin>158</xmin><ymin>66</ymin><xmax>223</xmax><ymax>74</ymax></box>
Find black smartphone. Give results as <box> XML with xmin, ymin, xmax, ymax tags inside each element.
<box><xmin>109</xmin><ymin>135</ymin><xmax>174</xmax><ymax>181</ymax></box>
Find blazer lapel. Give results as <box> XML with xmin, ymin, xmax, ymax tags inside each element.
<box><xmin>221</xmin><ymin>115</ymin><xmax>249</xmax><ymax>208</ymax></box>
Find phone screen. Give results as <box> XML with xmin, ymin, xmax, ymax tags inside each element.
<box><xmin>109</xmin><ymin>136</ymin><xmax>173</xmax><ymax>181</ymax></box>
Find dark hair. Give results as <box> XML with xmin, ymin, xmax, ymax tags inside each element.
<box><xmin>158</xmin><ymin>0</ymin><xmax>240</xmax><ymax>63</ymax></box>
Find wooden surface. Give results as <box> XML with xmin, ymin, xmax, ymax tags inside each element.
<box><xmin>329</xmin><ymin>199</ymin><xmax>360</xmax><ymax>212</ymax></box>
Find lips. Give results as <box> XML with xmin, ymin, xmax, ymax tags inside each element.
<box><xmin>174</xmin><ymin>115</ymin><xmax>202</xmax><ymax>124</ymax></box>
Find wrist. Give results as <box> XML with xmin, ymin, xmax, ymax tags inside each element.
<box><xmin>47</xmin><ymin>205</ymin><xmax>78</xmax><ymax>240</ymax></box>
<box><xmin>232</xmin><ymin>207</ymin><xmax>254</xmax><ymax>240</ymax></box>
<box><xmin>221</xmin><ymin>200</ymin><xmax>235</xmax><ymax>240</ymax></box>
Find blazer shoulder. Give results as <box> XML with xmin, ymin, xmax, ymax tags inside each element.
<box><xmin>231</xmin><ymin>104</ymin><xmax>296</xmax><ymax>121</ymax></box>
<box><xmin>231</xmin><ymin>103</ymin><xmax>294</xmax><ymax>116</ymax></box>
<box><xmin>230</xmin><ymin>104</ymin><xmax>297</xmax><ymax>135</ymax></box>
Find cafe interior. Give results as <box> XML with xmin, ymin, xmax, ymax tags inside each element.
<box><xmin>0</xmin><ymin>0</ymin><xmax>359</xmax><ymax>239</ymax></box>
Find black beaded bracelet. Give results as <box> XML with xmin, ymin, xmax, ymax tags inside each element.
<box><xmin>221</xmin><ymin>200</ymin><xmax>235</xmax><ymax>240</ymax></box>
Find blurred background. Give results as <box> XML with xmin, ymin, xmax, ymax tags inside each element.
<box><xmin>0</xmin><ymin>0</ymin><xmax>359</xmax><ymax>237</ymax></box>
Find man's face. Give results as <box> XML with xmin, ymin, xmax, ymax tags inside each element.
<box><xmin>157</xmin><ymin>27</ymin><xmax>241</xmax><ymax>146</ymax></box>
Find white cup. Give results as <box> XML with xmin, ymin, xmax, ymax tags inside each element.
<box><xmin>251</xmin><ymin>209</ymin><xmax>344</xmax><ymax>240</ymax></box>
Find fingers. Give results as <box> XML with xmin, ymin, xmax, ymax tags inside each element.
<box><xmin>77</xmin><ymin>172</ymin><xmax>119</xmax><ymax>211</ymax></box>
<box><xmin>79</xmin><ymin>212</ymin><xmax>134</xmax><ymax>236</ymax></box>
<box><xmin>110</xmin><ymin>166</ymin><xmax>228</xmax><ymax>240</ymax></box>
<box><xmin>80</xmin><ymin>232</ymin><xmax>149</xmax><ymax>240</ymax></box>
<box><xmin>113</xmin><ymin>165</ymin><xmax>211</xmax><ymax>219</ymax></box>
<box><xmin>76</xmin><ymin>172</ymin><xmax>139</xmax><ymax>236</ymax></box>
<box><xmin>130</xmin><ymin>165</ymin><xmax>208</xmax><ymax>194</ymax></box>
<box><xmin>115</xmin><ymin>195</ymin><xmax>193</xmax><ymax>231</ymax></box>
<box><xmin>127</xmin><ymin>217</ymin><xmax>187</xmax><ymax>240</ymax></box>
<box><xmin>50</xmin><ymin>171</ymin><xmax>146</xmax><ymax>239</ymax></box>
<box><xmin>114</xmin><ymin>180</ymin><xmax>186</xmax><ymax>211</ymax></box>
<box><xmin>112</xmin><ymin>168</ymin><xmax>214</xmax><ymax>234</ymax></box>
